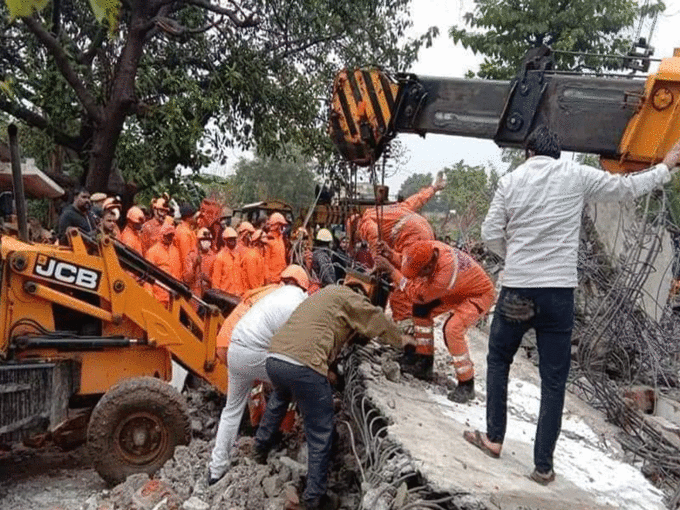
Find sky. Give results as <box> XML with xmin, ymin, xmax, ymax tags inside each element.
<box><xmin>382</xmin><ymin>0</ymin><xmax>680</xmax><ymax>194</ymax></box>
<box><xmin>215</xmin><ymin>0</ymin><xmax>680</xmax><ymax>197</ymax></box>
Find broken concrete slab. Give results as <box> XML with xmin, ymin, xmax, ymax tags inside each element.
<box><xmin>657</xmin><ymin>394</ymin><xmax>680</xmax><ymax>426</ymax></box>
<box><xmin>588</xmin><ymin>201</ymin><xmax>674</xmax><ymax>322</ymax></box>
<box><xmin>362</xmin><ymin>324</ymin><xmax>666</xmax><ymax>510</ymax></box>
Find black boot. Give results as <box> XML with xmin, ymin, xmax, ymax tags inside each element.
<box><xmin>403</xmin><ymin>354</ymin><xmax>433</xmax><ymax>381</ymax></box>
<box><xmin>448</xmin><ymin>378</ymin><xmax>475</xmax><ymax>403</ymax></box>
<box><xmin>398</xmin><ymin>345</ymin><xmax>417</xmax><ymax>372</ymax></box>
<box><xmin>252</xmin><ymin>443</ymin><xmax>270</xmax><ymax>464</ymax></box>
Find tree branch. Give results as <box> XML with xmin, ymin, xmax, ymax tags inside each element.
<box><xmin>77</xmin><ymin>26</ymin><xmax>107</xmax><ymax>67</ymax></box>
<box><xmin>185</xmin><ymin>0</ymin><xmax>260</xmax><ymax>27</ymax></box>
<box><xmin>274</xmin><ymin>34</ymin><xmax>342</xmax><ymax>58</ymax></box>
<box><xmin>154</xmin><ymin>16</ymin><xmax>220</xmax><ymax>36</ymax></box>
<box><xmin>22</xmin><ymin>16</ymin><xmax>102</xmax><ymax>124</ymax></box>
<box><xmin>0</xmin><ymin>97</ymin><xmax>83</xmax><ymax>152</ymax></box>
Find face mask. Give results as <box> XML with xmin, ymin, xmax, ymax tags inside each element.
<box><xmin>200</xmin><ymin>240</ymin><xmax>212</xmax><ymax>250</ymax></box>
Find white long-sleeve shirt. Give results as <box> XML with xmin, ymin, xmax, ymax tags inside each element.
<box><xmin>481</xmin><ymin>156</ymin><xmax>671</xmax><ymax>288</ymax></box>
<box><xmin>230</xmin><ymin>285</ymin><xmax>308</xmax><ymax>351</ymax></box>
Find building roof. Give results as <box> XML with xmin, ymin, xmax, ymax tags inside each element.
<box><xmin>0</xmin><ymin>159</ymin><xmax>65</xmax><ymax>198</ymax></box>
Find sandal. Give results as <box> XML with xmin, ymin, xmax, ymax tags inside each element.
<box><xmin>463</xmin><ymin>429</ymin><xmax>501</xmax><ymax>459</ymax></box>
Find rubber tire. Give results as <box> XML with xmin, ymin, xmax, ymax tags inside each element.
<box><xmin>87</xmin><ymin>377</ymin><xmax>190</xmax><ymax>485</ymax></box>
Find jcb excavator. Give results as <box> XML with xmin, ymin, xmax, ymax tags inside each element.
<box><xmin>0</xmin><ymin>130</ymin><xmax>238</xmax><ymax>484</ymax></box>
<box><xmin>329</xmin><ymin>45</ymin><xmax>680</xmax><ymax>174</ymax></box>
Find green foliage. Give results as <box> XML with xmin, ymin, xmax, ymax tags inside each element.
<box><xmin>0</xmin><ymin>0</ymin><xmax>432</xmax><ymax>192</ymax></box>
<box><xmin>230</xmin><ymin>151</ymin><xmax>317</xmax><ymax>215</ymax></box>
<box><xmin>449</xmin><ymin>0</ymin><xmax>662</xmax><ymax>79</ymax></box>
<box><xmin>399</xmin><ymin>173</ymin><xmax>432</xmax><ymax>199</ymax></box>
<box><xmin>666</xmin><ymin>176</ymin><xmax>680</xmax><ymax>228</ymax></box>
<box><xmin>440</xmin><ymin>160</ymin><xmax>499</xmax><ymax>240</ymax></box>
<box><xmin>501</xmin><ymin>148</ymin><xmax>525</xmax><ymax>173</ymax></box>
<box><xmin>398</xmin><ymin>172</ymin><xmax>449</xmax><ymax>212</ymax></box>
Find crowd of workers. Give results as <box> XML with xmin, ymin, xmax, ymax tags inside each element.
<box><xmin>50</xmin><ymin>127</ymin><xmax>680</xmax><ymax>510</ymax></box>
<box><xmin>54</xmin><ymin>189</ymin><xmax>377</xmax><ymax>304</ymax></box>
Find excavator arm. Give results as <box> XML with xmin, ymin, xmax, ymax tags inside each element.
<box><xmin>329</xmin><ymin>46</ymin><xmax>680</xmax><ymax>173</ymax></box>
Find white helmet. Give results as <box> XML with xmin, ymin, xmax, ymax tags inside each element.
<box><xmin>316</xmin><ymin>228</ymin><xmax>333</xmax><ymax>243</ymax></box>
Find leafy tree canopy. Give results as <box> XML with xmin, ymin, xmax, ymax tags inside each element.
<box><xmin>0</xmin><ymin>0</ymin><xmax>436</xmax><ymax>194</ymax></box>
<box><xmin>398</xmin><ymin>171</ymin><xmax>448</xmax><ymax>212</ymax></box>
<box><xmin>438</xmin><ymin>160</ymin><xmax>499</xmax><ymax>240</ymax></box>
<box><xmin>399</xmin><ymin>172</ymin><xmax>432</xmax><ymax>198</ymax></box>
<box><xmin>450</xmin><ymin>0</ymin><xmax>664</xmax><ymax>80</ymax></box>
<box><xmin>230</xmin><ymin>149</ymin><xmax>317</xmax><ymax>215</ymax></box>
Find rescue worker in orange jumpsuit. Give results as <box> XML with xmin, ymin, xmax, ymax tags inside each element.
<box><xmin>351</xmin><ymin>173</ymin><xmax>446</xmax><ymax>367</ymax></box>
<box><xmin>146</xmin><ymin>223</ymin><xmax>182</xmax><ymax>307</ymax></box>
<box><xmin>141</xmin><ymin>198</ymin><xmax>170</xmax><ymax>255</ymax></box>
<box><xmin>120</xmin><ymin>206</ymin><xmax>145</xmax><ymax>254</ymax></box>
<box><xmin>175</xmin><ymin>204</ymin><xmax>198</xmax><ymax>279</ymax></box>
<box><xmin>236</xmin><ymin>221</ymin><xmax>255</xmax><ymax>254</ymax></box>
<box><xmin>239</xmin><ymin>224</ymin><xmax>265</xmax><ymax>292</ymax></box>
<box><xmin>183</xmin><ymin>227</ymin><xmax>217</xmax><ymax>297</ymax></box>
<box><xmin>251</xmin><ymin>229</ymin><xmax>268</xmax><ymax>275</ymax></box>
<box><xmin>213</xmin><ymin>227</ymin><xmax>243</xmax><ymax>296</ymax></box>
<box><xmin>376</xmin><ymin>240</ymin><xmax>494</xmax><ymax>403</ymax></box>
<box><xmin>102</xmin><ymin>197</ymin><xmax>122</xmax><ymax>238</ymax></box>
<box><xmin>264</xmin><ymin>212</ymin><xmax>288</xmax><ymax>283</ymax></box>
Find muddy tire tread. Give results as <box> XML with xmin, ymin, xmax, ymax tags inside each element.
<box><xmin>87</xmin><ymin>377</ymin><xmax>190</xmax><ymax>485</ymax></box>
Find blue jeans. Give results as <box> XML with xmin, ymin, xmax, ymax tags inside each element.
<box><xmin>255</xmin><ymin>357</ymin><xmax>334</xmax><ymax>505</ymax></box>
<box><xmin>486</xmin><ymin>287</ymin><xmax>574</xmax><ymax>473</ymax></box>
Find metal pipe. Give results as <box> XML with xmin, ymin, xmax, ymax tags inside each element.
<box><xmin>13</xmin><ymin>336</ymin><xmax>138</xmax><ymax>351</ymax></box>
<box><xmin>7</xmin><ymin>124</ymin><xmax>29</xmax><ymax>242</ymax></box>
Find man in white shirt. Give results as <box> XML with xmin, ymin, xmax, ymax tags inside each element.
<box><xmin>465</xmin><ymin>126</ymin><xmax>680</xmax><ymax>485</ymax></box>
<box><xmin>208</xmin><ymin>265</ymin><xmax>310</xmax><ymax>485</ymax></box>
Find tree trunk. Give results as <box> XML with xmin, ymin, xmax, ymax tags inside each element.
<box><xmin>85</xmin><ymin>12</ymin><xmax>150</xmax><ymax>192</ymax></box>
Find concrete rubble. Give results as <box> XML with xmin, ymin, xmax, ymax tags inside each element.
<box><xmin>1</xmin><ymin>321</ymin><xmax>677</xmax><ymax>510</ymax></box>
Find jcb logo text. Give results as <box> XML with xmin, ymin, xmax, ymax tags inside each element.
<box><xmin>33</xmin><ymin>256</ymin><xmax>101</xmax><ymax>291</ymax></box>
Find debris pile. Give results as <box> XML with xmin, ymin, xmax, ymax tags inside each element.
<box><xmin>573</xmin><ymin>198</ymin><xmax>680</xmax><ymax>496</ymax></box>
<box><xmin>85</xmin><ymin>380</ymin><xmax>362</xmax><ymax>509</ymax></box>
<box><xmin>83</xmin><ymin>340</ymin><xmax>474</xmax><ymax>510</ymax></box>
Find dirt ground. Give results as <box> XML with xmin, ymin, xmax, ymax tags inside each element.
<box><xmin>0</xmin><ymin>444</ymin><xmax>105</xmax><ymax>510</ymax></box>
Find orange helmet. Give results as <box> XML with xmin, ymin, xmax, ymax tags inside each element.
<box><xmin>222</xmin><ymin>227</ymin><xmax>238</xmax><ymax>239</ymax></box>
<box><xmin>280</xmin><ymin>264</ymin><xmax>310</xmax><ymax>291</ymax></box>
<box><xmin>103</xmin><ymin>197</ymin><xmax>121</xmax><ymax>210</ymax></box>
<box><xmin>237</xmin><ymin>221</ymin><xmax>255</xmax><ymax>234</ymax></box>
<box><xmin>401</xmin><ymin>242</ymin><xmax>436</xmax><ymax>279</ymax></box>
<box><xmin>90</xmin><ymin>192</ymin><xmax>107</xmax><ymax>204</ymax></box>
<box><xmin>153</xmin><ymin>198</ymin><xmax>170</xmax><ymax>211</ymax></box>
<box><xmin>197</xmin><ymin>227</ymin><xmax>212</xmax><ymax>240</ymax></box>
<box><xmin>126</xmin><ymin>206</ymin><xmax>145</xmax><ymax>224</ymax></box>
<box><xmin>268</xmin><ymin>212</ymin><xmax>288</xmax><ymax>226</ymax></box>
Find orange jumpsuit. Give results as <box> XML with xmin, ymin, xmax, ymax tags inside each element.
<box><xmin>358</xmin><ymin>185</ymin><xmax>437</xmax><ymax>320</ymax></box>
<box><xmin>265</xmin><ymin>232</ymin><xmax>287</xmax><ymax>283</ymax></box>
<box><xmin>140</xmin><ymin>218</ymin><xmax>163</xmax><ymax>255</ymax></box>
<box><xmin>241</xmin><ymin>245</ymin><xmax>265</xmax><ymax>291</ymax></box>
<box><xmin>213</xmin><ymin>247</ymin><xmax>243</xmax><ymax>296</ymax></box>
<box><xmin>184</xmin><ymin>249</ymin><xmax>216</xmax><ymax>296</ymax></box>
<box><xmin>175</xmin><ymin>220</ymin><xmax>197</xmax><ymax>278</ymax></box>
<box><xmin>145</xmin><ymin>241</ymin><xmax>182</xmax><ymax>306</ymax></box>
<box><xmin>120</xmin><ymin>226</ymin><xmax>143</xmax><ymax>254</ymax></box>
<box><xmin>400</xmin><ymin>241</ymin><xmax>495</xmax><ymax>383</ymax></box>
